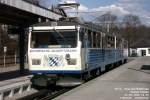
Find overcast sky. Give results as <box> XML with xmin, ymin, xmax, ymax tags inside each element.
<box><xmin>40</xmin><ymin>0</ymin><xmax>150</xmax><ymax>26</ymax></box>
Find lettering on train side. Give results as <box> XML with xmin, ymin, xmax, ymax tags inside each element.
<box><xmin>30</xmin><ymin>49</ymin><xmax>77</xmax><ymax>52</ymax></box>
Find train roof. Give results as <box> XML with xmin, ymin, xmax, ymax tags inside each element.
<box><xmin>32</xmin><ymin>18</ymin><xmax>102</xmax><ymax>32</ymax></box>
<box><xmin>33</xmin><ymin>21</ymin><xmax>79</xmax><ymax>27</ymax></box>
<box><xmin>32</xmin><ymin>18</ymin><xmax>125</xmax><ymax>39</ymax></box>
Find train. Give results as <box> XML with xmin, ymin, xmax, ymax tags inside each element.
<box><xmin>28</xmin><ymin>18</ymin><xmax>128</xmax><ymax>87</ymax></box>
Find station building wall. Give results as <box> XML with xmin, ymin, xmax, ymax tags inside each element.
<box><xmin>130</xmin><ymin>48</ymin><xmax>150</xmax><ymax>57</ymax></box>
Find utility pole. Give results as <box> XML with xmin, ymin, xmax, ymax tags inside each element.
<box><xmin>107</xmin><ymin>21</ymin><xmax>110</xmax><ymax>33</ymax></box>
<box><xmin>19</xmin><ymin>27</ymin><xmax>25</xmax><ymax>74</ymax></box>
<box><xmin>107</xmin><ymin>11</ymin><xmax>111</xmax><ymax>33</ymax></box>
<box><xmin>0</xmin><ymin>25</ymin><xmax>1</xmax><ymax>54</ymax></box>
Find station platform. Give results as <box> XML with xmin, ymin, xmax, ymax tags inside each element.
<box><xmin>0</xmin><ymin>64</ymin><xmax>30</xmax><ymax>87</ymax></box>
<box><xmin>54</xmin><ymin>57</ymin><xmax>150</xmax><ymax>100</ymax></box>
<box><xmin>0</xmin><ymin>65</ymin><xmax>36</xmax><ymax>100</ymax></box>
<box><xmin>0</xmin><ymin>64</ymin><xmax>29</xmax><ymax>81</ymax></box>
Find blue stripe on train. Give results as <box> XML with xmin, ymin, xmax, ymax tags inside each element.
<box><xmin>30</xmin><ymin>70</ymin><xmax>83</xmax><ymax>74</ymax></box>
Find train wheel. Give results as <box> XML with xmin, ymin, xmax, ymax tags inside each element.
<box><xmin>109</xmin><ymin>64</ymin><xmax>113</xmax><ymax>69</ymax></box>
<box><xmin>91</xmin><ymin>70</ymin><xmax>97</xmax><ymax>77</ymax></box>
<box><xmin>105</xmin><ymin>65</ymin><xmax>110</xmax><ymax>72</ymax></box>
<box><xmin>96</xmin><ymin>68</ymin><xmax>101</xmax><ymax>76</ymax></box>
<box><xmin>82</xmin><ymin>73</ymin><xmax>90</xmax><ymax>81</ymax></box>
<box><xmin>124</xmin><ymin>59</ymin><xmax>127</xmax><ymax>63</ymax></box>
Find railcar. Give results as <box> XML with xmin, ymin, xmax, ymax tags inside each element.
<box><xmin>28</xmin><ymin>20</ymin><xmax>128</xmax><ymax>86</ymax></box>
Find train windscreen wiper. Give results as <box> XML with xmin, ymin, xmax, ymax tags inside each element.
<box><xmin>53</xmin><ymin>29</ymin><xmax>64</xmax><ymax>39</ymax></box>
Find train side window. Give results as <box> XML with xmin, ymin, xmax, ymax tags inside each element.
<box><xmin>116</xmin><ymin>38</ymin><xmax>122</xmax><ymax>49</ymax></box>
<box><xmin>106</xmin><ymin>36</ymin><xmax>109</xmax><ymax>48</ymax></box>
<box><xmin>79</xmin><ymin>29</ymin><xmax>85</xmax><ymax>48</ymax></box>
<box><xmin>116</xmin><ymin>38</ymin><xmax>119</xmax><ymax>49</ymax></box>
<box><xmin>124</xmin><ymin>41</ymin><xmax>128</xmax><ymax>49</ymax></box>
<box><xmin>102</xmin><ymin>36</ymin><xmax>106</xmax><ymax>48</ymax></box>
<box><xmin>87</xmin><ymin>30</ymin><xmax>92</xmax><ymax>48</ymax></box>
<box><xmin>95</xmin><ymin>33</ymin><xmax>101</xmax><ymax>48</ymax></box>
<box><xmin>93</xmin><ymin>32</ymin><xmax>96</xmax><ymax>48</ymax></box>
<box><xmin>105</xmin><ymin>35</ymin><xmax>114</xmax><ymax>49</ymax></box>
<box><xmin>108</xmin><ymin>36</ymin><xmax>115</xmax><ymax>48</ymax></box>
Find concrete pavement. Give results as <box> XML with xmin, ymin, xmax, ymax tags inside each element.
<box><xmin>54</xmin><ymin>57</ymin><xmax>150</xmax><ymax>100</ymax></box>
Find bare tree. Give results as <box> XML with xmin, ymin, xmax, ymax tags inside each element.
<box><xmin>119</xmin><ymin>14</ymin><xmax>141</xmax><ymax>56</ymax></box>
<box><xmin>122</xmin><ymin>14</ymin><xmax>141</xmax><ymax>45</ymax></box>
<box><xmin>123</xmin><ymin>14</ymin><xmax>141</xmax><ymax>27</ymax></box>
<box><xmin>95</xmin><ymin>13</ymin><xmax>118</xmax><ymax>33</ymax></box>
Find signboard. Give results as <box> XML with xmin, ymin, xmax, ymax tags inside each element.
<box><xmin>4</xmin><ymin>46</ymin><xmax>7</xmax><ymax>53</ymax></box>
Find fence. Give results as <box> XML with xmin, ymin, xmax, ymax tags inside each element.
<box><xmin>0</xmin><ymin>55</ymin><xmax>19</xmax><ymax>67</ymax></box>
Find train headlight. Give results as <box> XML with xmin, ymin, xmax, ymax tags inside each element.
<box><xmin>32</xmin><ymin>59</ymin><xmax>41</xmax><ymax>65</ymax></box>
<box><xmin>68</xmin><ymin>59</ymin><xmax>77</xmax><ymax>65</ymax></box>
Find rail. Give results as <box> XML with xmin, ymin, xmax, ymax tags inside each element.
<box><xmin>39</xmin><ymin>88</ymin><xmax>70</xmax><ymax>100</ymax></box>
<box><xmin>22</xmin><ymin>88</ymin><xmax>71</xmax><ymax>100</ymax></box>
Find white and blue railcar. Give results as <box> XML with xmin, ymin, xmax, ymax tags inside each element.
<box><xmin>28</xmin><ymin>21</ymin><xmax>128</xmax><ymax>86</ymax></box>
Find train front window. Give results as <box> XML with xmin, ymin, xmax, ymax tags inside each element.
<box><xmin>31</xmin><ymin>30</ymin><xmax>77</xmax><ymax>48</ymax></box>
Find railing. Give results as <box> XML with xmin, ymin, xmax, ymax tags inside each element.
<box><xmin>0</xmin><ymin>56</ymin><xmax>19</xmax><ymax>67</ymax></box>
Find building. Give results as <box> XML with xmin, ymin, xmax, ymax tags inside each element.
<box><xmin>0</xmin><ymin>24</ymin><xmax>19</xmax><ymax>55</ymax></box>
<box><xmin>130</xmin><ymin>39</ymin><xmax>150</xmax><ymax>56</ymax></box>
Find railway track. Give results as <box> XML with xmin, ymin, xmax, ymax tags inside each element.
<box><xmin>19</xmin><ymin>70</ymin><xmax>110</xmax><ymax>100</ymax></box>
<box><xmin>19</xmin><ymin>87</ymin><xmax>72</xmax><ymax>100</ymax></box>
<box><xmin>39</xmin><ymin>88</ymin><xmax>71</xmax><ymax>100</ymax></box>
